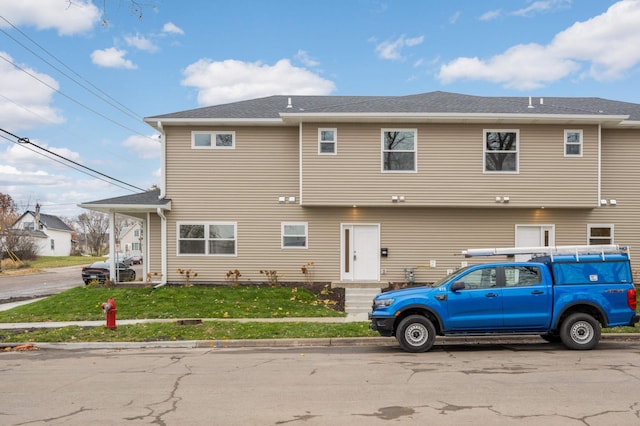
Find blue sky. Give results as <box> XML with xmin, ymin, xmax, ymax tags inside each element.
<box><xmin>1</xmin><ymin>0</ymin><xmax>638</xmax><ymax>218</ymax></box>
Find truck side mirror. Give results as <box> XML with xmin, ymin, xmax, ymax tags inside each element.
<box><xmin>450</xmin><ymin>281</ymin><xmax>465</xmax><ymax>291</ymax></box>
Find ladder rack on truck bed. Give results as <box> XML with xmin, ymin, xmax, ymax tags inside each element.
<box><xmin>462</xmin><ymin>244</ymin><xmax>630</xmax><ymax>261</ymax></box>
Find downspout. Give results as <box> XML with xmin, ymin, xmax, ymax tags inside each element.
<box><xmin>154</xmin><ymin>207</ymin><xmax>168</xmax><ymax>289</ymax></box>
<box><xmin>157</xmin><ymin>121</ymin><xmax>167</xmax><ymax>198</ymax></box>
<box><xmin>597</xmin><ymin>124</ymin><xmax>602</xmax><ymax>206</ymax></box>
<box><xmin>299</xmin><ymin>122</ymin><xmax>303</xmax><ymax>204</ymax></box>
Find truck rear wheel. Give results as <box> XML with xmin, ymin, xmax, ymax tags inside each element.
<box><xmin>396</xmin><ymin>315</ymin><xmax>436</xmax><ymax>353</ymax></box>
<box><xmin>560</xmin><ymin>313</ymin><xmax>601</xmax><ymax>350</ymax></box>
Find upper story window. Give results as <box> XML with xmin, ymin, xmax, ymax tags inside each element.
<box><xmin>282</xmin><ymin>222</ymin><xmax>308</xmax><ymax>248</ymax></box>
<box><xmin>565</xmin><ymin>130</ymin><xmax>583</xmax><ymax>157</ymax></box>
<box><xmin>484</xmin><ymin>130</ymin><xmax>518</xmax><ymax>173</ymax></box>
<box><xmin>177</xmin><ymin>222</ymin><xmax>237</xmax><ymax>256</ymax></box>
<box><xmin>192</xmin><ymin>131</ymin><xmax>235</xmax><ymax>149</ymax></box>
<box><xmin>382</xmin><ymin>129</ymin><xmax>417</xmax><ymax>172</ymax></box>
<box><xmin>318</xmin><ymin>129</ymin><xmax>337</xmax><ymax>155</ymax></box>
<box><xmin>588</xmin><ymin>224</ymin><xmax>613</xmax><ymax>245</ymax></box>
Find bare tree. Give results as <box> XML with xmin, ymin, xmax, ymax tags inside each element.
<box><xmin>77</xmin><ymin>211</ymin><xmax>109</xmax><ymax>256</ymax></box>
<box><xmin>485</xmin><ymin>132</ymin><xmax>517</xmax><ymax>171</ymax></box>
<box><xmin>0</xmin><ymin>192</ymin><xmax>18</xmax><ymax>231</ymax></box>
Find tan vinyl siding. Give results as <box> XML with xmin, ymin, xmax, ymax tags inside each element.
<box><xmin>589</xmin><ymin>128</ymin><xmax>640</xmax><ymax>246</ymax></box>
<box><xmin>301</xmin><ymin>123</ymin><xmax>599</xmax><ymax>208</ymax></box>
<box><xmin>158</xmin><ymin>123</ymin><xmax>640</xmax><ymax>286</ymax></box>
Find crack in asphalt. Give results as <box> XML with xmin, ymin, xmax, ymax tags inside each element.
<box><xmin>123</xmin><ymin>363</ymin><xmax>193</xmax><ymax>425</ymax></box>
<box><xmin>14</xmin><ymin>407</ymin><xmax>92</xmax><ymax>425</ymax></box>
<box><xmin>352</xmin><ymin>399</ymin><xmax>640</xmax><ymax>424</ymax></box>
<box><xmin>355</xmin><ymin>405</ymin><xmax>416</xmax><ymax>420</ymax></box>
<box><xmin>275</xmin><ymin>412</ymin><xmax>319</xmax><ymax>424</ymax></box>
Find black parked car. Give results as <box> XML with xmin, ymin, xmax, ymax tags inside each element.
<box><xmin>82</xmin><ymin>261</ymin><xmax>136</xmax><ymax>284</ymax></box>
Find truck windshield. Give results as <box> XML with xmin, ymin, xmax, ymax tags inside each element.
<box><xmin>430</xmin><ymin>266</ymin><xmax>470</xmax><ymax>287</ymax></box>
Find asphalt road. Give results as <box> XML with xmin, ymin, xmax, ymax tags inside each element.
<box><xmin>0</xmin><ymin>264</ymin><xmax>143</xmax><ymax>302</ymax></box>
<box><xmin>2</xmin><ymin>341</ymin><xmax>640</xmax><ymax>425</ymax></box>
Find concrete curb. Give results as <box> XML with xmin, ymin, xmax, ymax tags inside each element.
<box><xmin>2</xmin><ymin>334</ymin><xmax>638</xmax><ymax>352</ymax></box>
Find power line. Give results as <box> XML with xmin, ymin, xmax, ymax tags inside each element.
<box><xmin>0</xmin><ymin>52</ymin><xmax>157</xmax><ymax>141</ymax></box>
<box><xmin>0</xmin><ymin>128</ymin><xmax>146</xmax><ymax>193</ymax></box>
<box><xmin>0</xmin><ymin>16</ymin><xmax>143</xmax><ymax>124</ymax></box>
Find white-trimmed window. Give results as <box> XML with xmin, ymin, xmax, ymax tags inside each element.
<box><xmin>192</xmin><ymin>131</ymin><xmax>235</xmax><ymax>149</ymax></box>
<box><xmin>177</xmin><ymin>222</ymin><xmax>237</xmax><ymax>256</ymax></box>
<box><xmin>588</xmin><ymin>224</ymin><xmax>613</xmax><ymax>245</ymax></box>
<box><xmin>484</xmin><ymin>130</ymin><xmax>518</xmax><ymax>173</ymax></box>
<box><xmin>282</xmin><ymin>222</ymin><xmax>308</xmax><ymax>249</ymax></box>
<box><xmin>382</xmin><ymin>129</ymin><xmax>417</xmax><ymax>172</ymax></box>
<box><xmin>565</xmin><ymin>130</ymin><xmax>583</xmax><ymax>157</ymax></box>
<box><xmin>318</xmin><ymin>128</ymin><xmax>337</xmax><ymax>154</ymax></box>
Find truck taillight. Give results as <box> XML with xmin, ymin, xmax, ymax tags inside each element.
<box><xmin>628</xmin><ymin>288</ymin><xmax>637</xmax><ymax>311</ymax></box>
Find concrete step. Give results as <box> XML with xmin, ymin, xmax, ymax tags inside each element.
<box><xmin>344</xmin><ymin>287</ymin><xmax>381</xmax><ymax>315</ymax></box>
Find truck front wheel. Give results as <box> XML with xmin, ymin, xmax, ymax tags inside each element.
<box><xmin>560</xmin><ymin>313</ymin><xmax>601</xmax><ymax>350</ymax></box>
<box><xmin>396</xmin><ymin>315</ymin><xmax>436</xmax><ymax>353</ymax></box>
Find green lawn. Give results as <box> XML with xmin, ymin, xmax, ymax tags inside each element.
<box><xmin>0</xmin><ymin>285</ymin><xmax>377</xmax><ymax>343</ymax></box>
<box><xmin>0</xmin><ymin>286</ymin><xmax>345</xmax><ymax>323</ymax></box>
<box><xmin>1</xmin><ymin>322</ymin><xmax>378</xmax><ymax>343</ymax></box>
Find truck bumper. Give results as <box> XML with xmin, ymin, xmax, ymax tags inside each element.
<box><xmin>369</xmin><ymin>316</ymin><xmax>395</xmax><ymax>337</ymax></box>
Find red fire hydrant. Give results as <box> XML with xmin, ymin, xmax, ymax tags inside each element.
<box><xmin>101</xmin><ymin>296</ymin><xmax>117</xmax><ymax>329</ymax></box>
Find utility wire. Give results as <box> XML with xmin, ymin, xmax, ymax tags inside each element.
<box><xmin>0</xmin><ymin>128</ymin><xmax>146</xmax><ymax>192</ymax></box>
<box><xmin>0</xmin><ymin>133</ymin><xmax>136</xmax><ymax>193</ymax></box>
<box><xmin>0</xmin><ymin>16</ymin><xmax>143</xmax><ymax>123</ymax></box>
<box><xmin>0</xmin><ymin>52</ymin><xmax>157</xmax><ymax>142</ymax></box>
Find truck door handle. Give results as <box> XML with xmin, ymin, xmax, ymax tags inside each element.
<box><xmin>531</xmin><ymin>290</ymin><xmax>544</xmax><ymax>295</ymax></box>
<box><xmin>485</xmin><ymin>293</ymin><xmax>498</xmax><ymax>298</ymax></box>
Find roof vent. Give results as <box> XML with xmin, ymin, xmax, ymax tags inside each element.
<box><xmin>286</xmin><ymin>97</ymin><xmax>292</xmax><ymax>109</ymax></box>
<box><xmin>528</xmin><ymin>96</ymin><xmax>534</xmax><ymax>109</ymax></box>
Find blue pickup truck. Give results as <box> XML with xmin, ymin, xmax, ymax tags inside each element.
<box><xmin>370</xmin><ymin>245</ymin><xmax>639</xmax><ymax>352</ymax></box>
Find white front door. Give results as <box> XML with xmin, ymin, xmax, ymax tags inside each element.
<box><xmin>515</xmin><ymin>225</ymin><xmax>555</xmax><ymax>261</ymax></box>
<box><xmin>341</xmin><ymin>224</ymin><xmax>380</xmax><ymax>281</ymax></box>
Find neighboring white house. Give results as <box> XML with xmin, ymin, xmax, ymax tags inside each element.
<box><xmin>119</xmin><ymin>222</ymin><xmax>144</xmax><ymax>256</ymax></box>
<box><xmin>11</xmin><ymin>205</ymin><xmax>73</xmax><ymax>257</ymax></box>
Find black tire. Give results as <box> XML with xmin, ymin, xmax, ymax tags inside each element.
<box><xmin>540</xmin><ymin>333</ymin><xmax>562</xmax><ymax>343</ymax></box>
<box><xmin>560</xmin><ymin>313</ymin><xmax>601</xmax><ymax>350</ymax></box>
<box><xmin>396</xmin><ymin>315</ymin><xmax>436</xmax><ymax>353</ymax></box>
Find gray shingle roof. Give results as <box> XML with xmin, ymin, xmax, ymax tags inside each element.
<box><xmin>145</xmin><ymin>91</ymin><xmax>640</xmax><ymax>122</ymax></box>
<box><xmin>82</xmin><ymin>189</ymin><xmax>169</xmax><ymax>206</ymax></box>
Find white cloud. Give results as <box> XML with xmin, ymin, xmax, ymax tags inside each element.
<box><xmin>479</xmin><ymin>9</ymin><xmax>501</xmax><ymax>21</ymax></box>
<box><xmin>0</xmin><ymin>0</ymin><xmax>100</xmax><ymax>35</ymax></box>
<box><xmin>162</xmin><ymin>22</ymin><xmax>184</xmax><ymax>35</ymax></box>
<box><xmin>511</xmin><ymin>0</ymin><xmax>572</xmax><ymax>17</ymax></box>
<box><xmin>0</xmin><ymin>51</ymin><xmax>64</xmax><ymax>130</ymax></box>
<box><xmin>181</xmin><ymin>58</ymin><xmax>336</xmax><ymax>106</ymax></box>
<box><xmin>449</xmin><ymin>11</ymin><xmax>461</xmax><ymax>24</ymax></box>
<box><xmin>295</xmin><ymin>50</ymin><xmax>320</xmax><ymax>67</ymax></box>
<box><xmin>2</xmin><ymin>140</ymin><xmax>81</xmax><ymax>171</ymax></box>
<box><xmin>550</xmin><ymin>0</ymin><xmax>640</xmax><ymax>80</ymax></box>
<box><xmin>438</xmin><ymin>0</ymin><xmax>640</xmax><ymax>89</ymax></box>
<box><xmin>122</xmin><ymin>134</ymin><xmax>161</xmax><ymax>159</ymax></box>
<box><xmin>91</xmin><ymin>47</ymin><xmax>137</xmax><ymax>69</ymax></box>
<box><xmin>375</xmin><ymin>36</ymin><xmax>424</xmax><ymax>60</ymax></box>
<box><xmin>125</xmin><ymin>33</ymin><xmax>159</xmax><ymax>52</ymax></box>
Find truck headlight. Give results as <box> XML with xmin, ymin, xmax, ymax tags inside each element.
<box><xmin>373</xmin><ymin>298</ymin><xmax>394</xmax><ymax>308</ymax></box>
